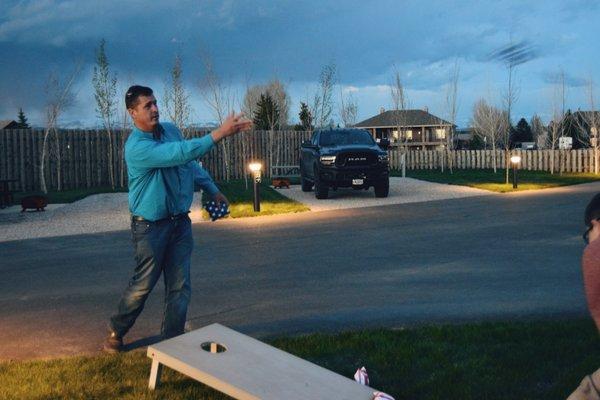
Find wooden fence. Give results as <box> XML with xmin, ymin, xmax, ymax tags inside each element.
<box><xmin>390</xmin><ymin>148</ymin><xmax>598</xmax><ymax>173</ymax></box>
<box><xmin>0</xmin><ymin>129</ymin><xmax>311</xmax><ymax>192</ymax></box>
<box><xmin>0</xmin><ymin>128</ymin><xmax>598</xmax><ymax>192</ymax></box>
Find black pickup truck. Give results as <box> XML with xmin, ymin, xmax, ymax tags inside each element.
<box><xmin>299</xmin><ymin>128</ymin><xmax>390</xmax><ymax>199</ymax></box>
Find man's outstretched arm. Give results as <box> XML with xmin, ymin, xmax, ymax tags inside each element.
<box><xmin>127</xmin><ymin>113</ymin><xmax>252</xmax><ymax>169</ymax></box>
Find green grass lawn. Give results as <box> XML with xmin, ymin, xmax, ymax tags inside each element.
<box><xmin>1</xmin><ymin>319</ymin><xmax>598</xmax><ymax>400</ymax></box>
<box><xmin>202</xmin><ymin>178</ymin><xmax>309</xmax><ymax>218</ymax></box>
<box><xmin>11</xmin><ymin>179</ymin><xmax>308</xmax><ymax>219</ymax></box>
<box><xmin>394</xmin><ymin>169</ymin><xmax>600</xmax><ymax>193</ymax></box>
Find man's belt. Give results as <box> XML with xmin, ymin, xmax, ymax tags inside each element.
<box><xmin>131</xmin><ymin>212</ymin><xmax>189</xmax><ymax>223</ymax></box>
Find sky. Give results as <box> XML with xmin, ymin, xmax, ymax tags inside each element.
<box><xmin>0</xmin><ymin>0</ymin><xmax>599</xmax><ymax>129</ymax></box>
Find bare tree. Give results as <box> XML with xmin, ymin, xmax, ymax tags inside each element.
<box><xmin>164</xmin><ymin>53</ymin><xmax>193</xmax><ymax>137</ymax></box>
<box><xmin>547</xmin><ymin>69</ymin><xmax>567</xmax><ymax>174</ymax></box>
<box><xmin>472</xmin><ymin>98</ymin><xmax>507</xmax><ymax>173</ymax></box>
<box><xmin>117</xmin><ymin>80</ymin><xmax>133</xmax><ymax>187</ymax></box>
<box><xmin>444</xmin><ymin>60</ymin><xmax>460</xmax><ymax>173</ymax></box>
<box><xmin>265</xmin><ymin>79</ymin><xmax>290</xmax><ymax>129</ymax></box>
<box><xmin>243</xmin><ymin>79</ymin><xmax>291</xmax><ymax>129</ymax></box>
<box><xmin>242</xmin><ymin>84</ymin><xmax>263</xmax><ymax>125</ymax></box>
<box><xmin>312</xmin><ymin>63</ymin><xmax>336</xmax><ymax>128</ymax></box>
<box><xmin>574</xmin><ymin>77</ymin><xmax>600</xmax><ymax>173</ymax></box>
<box><xmin>339</xmin><ymin>87</ymin><xmax>358</xmax><ymax>127</ymax></box>
<box><xmin>389</xmin><ymin>68</ymin><xmax>410</xmax><ymax>174</ymax></box>
<box><xmin>92</xmin><ymin>39</ymin><xmax>118</xmax><ymax>189</ymax></box>
<box><xmin>390</xmin><ymin>68</ymin><xmax>409</xmax><ymax>144</ymax></box>
<box><xmin>40</xmin><ymin>64</ymin><xmax>81</xmax><ymax>193</ymax></box>
<box><xmin>490</xmin><ymin>40</ymin><xmax>535</xmax><ymax>182</ymax></box>
<box><xmin>198</xmin><ymin>50</ymin><xmax>236</xmax><ymax>181</ymax></box>
<box><xmin>530</xmin><ymin>114</ymin><xmax>546</xmax><ymax>149</ymax></box>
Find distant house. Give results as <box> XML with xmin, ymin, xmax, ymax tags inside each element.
<box><xmin>454</xmin><ymin>128</ymin><xmax>474</xmax><ymax>149</ymax></box>
<box><xmin>0</xmin><ymin>120</ymin><xmax>19</xmax><ymax>129</ymax></box>
<box><xmin>354</xmin><ymin>108</ymin><xmax>454</xmax><ymax>150</ymax></box>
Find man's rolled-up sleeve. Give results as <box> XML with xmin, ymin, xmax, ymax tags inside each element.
<box><xmin>192</xmin><ymin>161</ymin><xmax>220</xmax><ymax>196</ymax></box>
<box><xmin>126</xmin><ymin>135</ymin><xmax>215</xmax><ymax>168</ymax></box>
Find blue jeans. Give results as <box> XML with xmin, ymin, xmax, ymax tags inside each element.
<box><xmin>110</xmin><ymin>214</ymin><xmax>193</xmax><ymax>339</ymax></box>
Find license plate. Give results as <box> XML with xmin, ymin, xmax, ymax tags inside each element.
<box><xmin>352</xmin><ymin>178</ymin><xmax>364</xmax><ymax>185</ymax></box>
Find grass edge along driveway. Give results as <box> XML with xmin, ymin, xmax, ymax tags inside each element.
<box><xmin>397</xmin><ymin>169</ymin><xmax>600</xmax><ymax>193</ymax></box>
<box><xmin>1</xmin><ymin>319</ymin><xmax>598</xmax><ymax>400</ymax></box>
<box><xmin>13</xmin><ymin>179</ymin><xmax>309</xmax><ymax>219</ymax></box>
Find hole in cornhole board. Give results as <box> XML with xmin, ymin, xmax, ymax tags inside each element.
<box><xmin>201</xmin><ymin>341</ymin><xmax>227</xmax><ymax>353</ymax></box>
<box><xmin>147</xmin><ymin>323</ymin><xmax>378</xmax><ymax>399</ymax></box>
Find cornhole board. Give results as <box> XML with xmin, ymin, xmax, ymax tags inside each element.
<box><xmin>147</xmin><ymin>323</ymin><xmax>376</xmax><ymax>399</ymax></box>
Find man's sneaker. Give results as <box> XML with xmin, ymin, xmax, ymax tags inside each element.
<box><xmin>103</xmin><ymin>331</ymin><xmax>123</xmax><ymax>353</ymax></box>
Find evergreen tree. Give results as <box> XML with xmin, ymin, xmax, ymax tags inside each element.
<box><xmin>253</xmin><ymin>93</ymin><xmax>280</xmax><ymax>130</ymax></box>
<box><xmin>468</xmin><ymin>134</ymin><xmax>485</xmax><ymax>150</ymax></box>
<box><xmin>299</xmin><ymin>102</ymin><xmax>312</xmax><ymax>131</ymax></box>
<box><xmin>16</xmin><ymin>108</ymin><xmax>29</xmax><ymax>128</ymax></box>
<box><xmin>510</xmin><ymin>118</ymin><xmax>533</xmax><ymax>146</ymax></box>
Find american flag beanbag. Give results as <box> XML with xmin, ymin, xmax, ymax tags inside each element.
<box><xmin>203</xmin><ymin>200</ymin><xmax>230</xmax><ymax>221</ymax></box>
<box><xmin>354</xmin><ymin>367</ymin><xmax>369</xmax><ymax>386</ymax></box>
<box><xmin>372</xmin><ymin>391</ymin><xmax>395</xmax><ymax>400</ymax></box>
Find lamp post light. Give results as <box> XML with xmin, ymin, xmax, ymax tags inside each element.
<box><xmin>248</xmin><ymin>162</ymin><xmax>262</xmax><ymax>212</ymax></box>
<box><xmin>510</xmin><ymin>154</ymin><xmax>521</xmax><ymax>189</ymax></box>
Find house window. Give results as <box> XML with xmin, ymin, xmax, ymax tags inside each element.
<box><xmin>392</xmin><ymin>129</ymin><xmax>399</xmax><ymax>141</ymax></box>
<box><xmin>435</xmin><ymin>128</ymin><xmax>446</xmax><ymax>140</ymax></box>
<box><xmin>404</xmin><ymin>130</ymin><xmax>413</xmax><ymax>140</ymax></box>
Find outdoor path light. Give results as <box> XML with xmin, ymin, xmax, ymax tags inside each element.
<box><xmin>510</xmin><ymin>154</ymin><xmax>521</xmax><ymax>189</ymax></box>
<box><xmin>249</xmin><ymin>162</ymin><xmax>262</xmax><ymax>212</ymax></box>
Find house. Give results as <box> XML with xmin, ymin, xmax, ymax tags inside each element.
<box><xmin>354</xmin><ymin>108</ymin><xmax>454</xmax><ymax>150</ymax></box>
<box><xmin>454</xmin><ymin>128</ymin><xmax>474</xmax><ymax>149</ymax></box>
<box><xmin>0</xmin><ymin>120</ymin><xmax>19</xmax><ymax>129</ymax></box>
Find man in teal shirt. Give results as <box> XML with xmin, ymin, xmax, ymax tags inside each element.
<box><xmin>104</xmin><ymin>85</ymin><xmax>252</xmax><ymax>352</ymax></box>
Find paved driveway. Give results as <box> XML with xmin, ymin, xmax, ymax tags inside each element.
<box><xmin>0</xmin><ymin>181</ymin><xmax>595</xmax><ymax>360</ymax></box>
<box><xmin>277</xmin><ymin>177</ymin><xmax>491</xmax><ymax>211</ymax></box>
<box><xmin>0</xmin><ymin>178</ymin><xmax>489</xmax><ymax>242</ymax></box>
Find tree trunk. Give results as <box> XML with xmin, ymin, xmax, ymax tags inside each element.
<box><xmin>220</xmin><ymin>140</ymin><xmax>230</xmax><ymax>182</ymax></box>
<box><xmin>106</xmin><ymin>125</ymin><xmax>115</xmax><ymax>189</ymax></box>
<box><xmin>505</xmin><ymin>149</ymin><xmax>509</xmax><ymax>184</ymax></box>
<box><xmin>55</xmin><ymin>128</ymin><xmax>62</xmax><ymax>191</ymax></box>
<box><xmin>40</xmin><ymin>129</ymin><xmax>51</xmax><ymax>194</ymax></box>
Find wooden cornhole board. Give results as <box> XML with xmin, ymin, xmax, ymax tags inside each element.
<box><xmin>147</xmin><ymin>323</ymin><xmax>376</xmax><ymax>399</ymax></box>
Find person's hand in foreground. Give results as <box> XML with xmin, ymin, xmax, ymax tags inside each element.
<box><xmin>211</xmin><ymin>113</ymin><xmax>253</xmax><ymax>142</ymax></box>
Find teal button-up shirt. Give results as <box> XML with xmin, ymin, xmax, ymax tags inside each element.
<box><xmin>125</xmin><ymin>122</ymin><xmax>220</xmax><ymax>221</ymax></box>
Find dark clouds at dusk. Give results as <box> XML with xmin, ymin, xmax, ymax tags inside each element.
<box><xmin>1</xmin><ymin>0</ymin><xmax>598</xmax><ymax>128</ymax></box>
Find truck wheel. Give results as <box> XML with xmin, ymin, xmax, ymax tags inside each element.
<box><xmin>374</xmin><ymin>178</ymin><xmax>389</xmax><ymax>198</ymax></box>
<box><xmin>301</xmin><ymin>174</ymin><xmax>313</xmax><ymax>192</ymax></box>
<box><xmin>314</xmin><ymin>171</ymin><xmax>329</xmax><ymax>199</ymax></box>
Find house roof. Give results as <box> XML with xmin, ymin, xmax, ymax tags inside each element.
<box><xmin>0</xmin><ymin>120</ymin><xmax>18</xmax><ymax>129</ymax></box>
<box><xmin>355</xmin><ymin>109</ymin><xmax>453</xmax><ymax>128</ymax></box>
<box><xmin>573</xmin><ymin>111</ymin><xmax>600</xmax><ymax>120</ymax></box>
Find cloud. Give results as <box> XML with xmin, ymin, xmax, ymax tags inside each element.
<box><xmin>542</xmin><ymin>71</ymin><xmax>588</xmax><ymax>87</ymax></box>
<box><xmin>0</xmin><ymin>0</ymin><xmax>598</xmax><ymax>128</ymax></box>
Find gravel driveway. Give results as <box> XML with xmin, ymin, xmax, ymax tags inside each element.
<box><xmin>276</xmin><ymin>177</ymin><xmax>492</xmax><ymax>212</ymax></box>
<box><xmin>0</xmin><ymin>192</ymin><xmax>207</xmax><ymax>243</ymax></box>
<box><xmin>0</xmin><ymin>178</ymin><xmax>492</xmax><ymax>242</ymax></box>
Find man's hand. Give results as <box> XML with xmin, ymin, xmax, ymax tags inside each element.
<box><xmin>212</xmin><ymin>192</ymin><xmax>229</xmax><ymax>206</ymax></box>
<box><xmin>211</xmin><ymin>113</ymin><xmax>253</xmax><ymax>142</ymax></box>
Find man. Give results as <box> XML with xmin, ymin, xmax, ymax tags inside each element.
<box><xmin>104</xmin><ymin>85</ymin><xmax>252</xmax><ymax>353</ymax></box>
<box><xmin>568</xmin><ymin>193</ymin><xmax>600</xmax><ymax>399</ymax></box>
